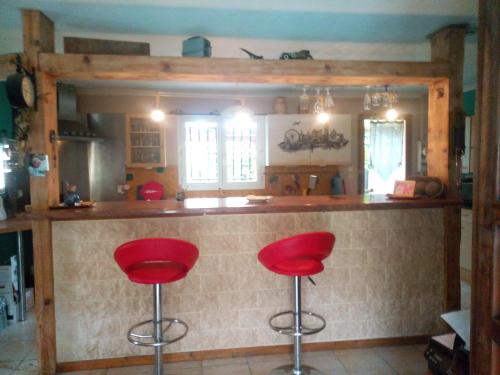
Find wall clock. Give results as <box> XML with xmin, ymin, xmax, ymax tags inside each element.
<box><xmin>5</xmin><ymin>55</ymin><xmax>37</xmax><ymax>109</ymax></box>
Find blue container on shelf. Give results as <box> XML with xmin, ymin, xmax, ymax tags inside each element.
<box><xmin>182</xmin><ymin>36</ymin><xmax>212</xmax><ymax>57</ymax></box>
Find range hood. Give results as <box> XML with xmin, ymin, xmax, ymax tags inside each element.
<box><xmin>57</xmin><ymin>84</ymin><xmax>102</xmax><ymax>142</ymax></box>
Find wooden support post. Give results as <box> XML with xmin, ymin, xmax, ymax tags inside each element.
<box><xmin>471</xmin><ymin>0</ymin><xmax>500</xmax><ymax>373</ymax></box>
<box><xmin>23</xmin><ymin>9</ymin><xmax>58</xmax><ymax>375</ymax></box>
<box><xmin>428</xmin><ymin>25</ymin><xmax>466</xmax><ymax>313</ymax></box>
<box><xmin>23</xmin><ymin>9</ymin><xmax>59</xmax><ymax>209</ymax></box>
<box><xmin>428</xmin><ymin>25</ymin><xmax>466</xmax><ymax>196</ymax></box>
<box><xmin>32</xmin><ymin>218</ymin><xmax>56</xmax><ymax>375</ymax></box>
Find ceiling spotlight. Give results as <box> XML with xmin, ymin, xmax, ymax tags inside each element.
<box><xmin>386</xmin><ymin>108</ymin><xmax>399</xmax><ymax>121</ymax></box>
<box><xmin>151</xmin><ymin>94</ymin><xmax>165</xmax><ymax>122</ymax></box>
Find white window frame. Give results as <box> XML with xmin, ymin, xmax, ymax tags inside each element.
<box><xmin>178</xmin><ymin>115</ymin><xmax>265</xmax><ymax>191</ymax></box>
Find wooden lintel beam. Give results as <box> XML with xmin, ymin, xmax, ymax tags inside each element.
<box><xmin>39</xmin><ymin>53</ymin><xmax>449</xmax><ymax>85</ymax></box>
<box><xmin>0</xmin><ymin>53</ymin><xmax>20</xmax><ymax>80</ymax></box>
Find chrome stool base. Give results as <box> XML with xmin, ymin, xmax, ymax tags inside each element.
<box><xmin>126</xmin><ymin>284</ymin><xmax>189</xmax><ymax>375</ymax></box>
<box><xmin>269</xmin><ymin>364</ymin><xmax>325</xmax><ymax>375</ymax></box>
<box><xmin>127</xmin><ymin>317</ymin><xmax>188</xmax><ymax>347</ymax></box>
<box><xmin>268</xmin><ymin>276</ymin><xmax>326</xmax><ymax>375</ymax></box>
<box><xmin>269</xmin><ymin>310</ymin><xmax>326</xmax><ymax>336</ymax></box>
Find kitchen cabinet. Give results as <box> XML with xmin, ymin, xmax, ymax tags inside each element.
<box><xmin>125</xmin><ymin>114</ymin><xmax>167</xmax><ymax>168</ymax></box>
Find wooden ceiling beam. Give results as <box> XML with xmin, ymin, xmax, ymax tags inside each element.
<box><xmin>39</xmin><ymin>53</ymin><xmax>449</xmax><ymax>85</ymax></box>
<box><xmin>0</xmin><ymin>53</ymin><xmax>20</xmax><ymax>80</ymax></box>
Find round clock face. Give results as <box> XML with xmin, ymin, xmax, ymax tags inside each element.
<box><xmin>21</xmin><ymin>76</ymin><xmax>35</xmax><ymax>108</ymax></box>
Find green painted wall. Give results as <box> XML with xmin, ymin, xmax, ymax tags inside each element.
<box><xmin>0</xmin><ymin>82</ymin><xmax>13</xmax><ymax>137</ymax></box>
<box><xmin>464</xmin><ymin>89</ymin><xmax>475</xmax><ymax>116</ymax></box>
<box><xmin>0</xmin><ymin>82</ymin><xmax>18</xmax><ymax>266</ymax></box>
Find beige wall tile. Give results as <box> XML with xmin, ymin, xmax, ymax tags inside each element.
<box><xmin>351</xmin><ymin>229</ymin><xmax>387</xmax><ymax>248</ymax></box>
<box><xmin>53</xmin><ymin>208</ymin><xmax>445</xmax><ymax>362</ymax></box>
<box><xmin>256</xmin><ymin>213</ymin><xmax>295</xmax><ymax>233</ymax></box>
<box><xmin>217</xmin><ymin>215</ymin><xmax>258</xmax><ymax>234</ymax></box>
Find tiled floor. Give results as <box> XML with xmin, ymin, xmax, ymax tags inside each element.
<box><xmin>0</xmin><ymin>311</ymin><xmax>38</xmax><ymax>375</ymax></box>
<box><xmin>0</xmin><ymin>312</ymin><xmax>430</xmax><ymax>374</ymax></box>
<box><xmin>61</xmin><ymin>345</ymin><xmax>429</xmax><ymax>374</ymax></box>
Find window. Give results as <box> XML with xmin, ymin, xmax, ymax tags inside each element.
<box><xmin>179</xmin><ymin>115</ymin><xmax>265</xmax><ymax>190</ymax></box>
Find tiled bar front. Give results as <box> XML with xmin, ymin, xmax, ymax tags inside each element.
<box><xmin>52</xmin><ymin>209</ymin><xmax>444</xmax><ymax>363</ymax></box>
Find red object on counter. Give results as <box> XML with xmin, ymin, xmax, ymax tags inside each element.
<box><xmin>140</xmin><ymin>181</ymin><xmax>164</xmax><ymax>201</ymax></box>
<box><xmin>114</xmin><ymin>238</ymin><xmax>199</xmax><ymax>284</ymax></box>
<box><xmin>258</xmin><ymin>232</ymin><xmax>335</xmax><ymax>276</ymax></box>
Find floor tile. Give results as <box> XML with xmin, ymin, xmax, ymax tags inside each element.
<box><xmin>202</xmin><ymin>356</ymin><xmax>247</xmax><ymax>367</ymax></box>
<box><xmin>0</xmin><ymin>341</ymin><xmax>36</xmax><ymax>361</ymax></box>
<box><xmin>58</xmin><ymin>370</ymin><xmax>107</xmax><ymax>375</ymax></box>
<box><xmin>246</xmin><ymin>352</ymin><xmax>293</xmax><ymax>365</ymax></box>
<box><xmin>376</xmin><ymin>345</ymin><xmax>428</xmax><ymax>373</ymax></box>
<box><xmin>165</xmin><ymin>366</ymin><xmax>202</xmax><ymax>375</ymax></box>
<box><xmin>16</xmin><ymin>359</ymin><xmax>38</xmax><ymax>374</ymax></box>
<box><xmin>165</xmin><ymin>360</ymin><xmax>201</xmax><ymax>370</ymax></box>
<box><xmin>106</xmin><ymin>365</ymin><xmax>154</xmax><ymax>375</ymax></box>
<box><xmin>202</xmin><ymin>363</ymin><xmax>250</xmax><ymax>375</ymax></box>
<box><xmin>334</xmin><ymin>348</ymin><xmax>397</xmax><ymax>374</ymax></box>
<box><xmin>0</xmin><ymin>360</ymin><xmax>19</xmax><ymax>370</ymax></box>
<box><xmin>302</xmin><ymin>357</ymin><xmax>348</xmax><ymax>375</ymax></box>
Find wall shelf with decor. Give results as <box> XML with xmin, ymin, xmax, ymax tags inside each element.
<box><xmin>125</xmin><ymin>114</ymin><xmax>167</xmax><ymax>168</ymax></box>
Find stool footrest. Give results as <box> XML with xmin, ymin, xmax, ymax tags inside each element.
<box><xmin>269</xmin><ymin>310</ymin><xmax>326</xmax><ymax>337</ymax></box>
<box><xmin>127</xmin><ymin>318</ymin><xmax>188</xmax><ymax>347</ymax></box>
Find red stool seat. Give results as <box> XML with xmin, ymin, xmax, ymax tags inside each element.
<box><xmin>114</xmin><ymin>238</ymin><xmax>199</xmax><ymax>284</ymax></box>
<box><xmin>258</xmin><ymin>232</ymin><xmax>335</xmax><ymax>276</ymax></box>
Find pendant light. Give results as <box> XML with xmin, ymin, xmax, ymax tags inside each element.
<box><xmin>150</xmin><ymin>94</ymin><xmax>166</xmax><ymax>122</ymax></box>
<box><xmin>223</xmin><ymin>98</ymin><xmax>254</xmax><ymax>121</ymax></box>
<box><xmin>385</xmin><ymin>106</ymin><xmax>399</xmax><ymax>121</ymax></box>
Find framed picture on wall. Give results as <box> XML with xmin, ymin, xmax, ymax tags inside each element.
<box><xmin>266</xmin><ymin>114</ymin><xmax>352</xmax><ymax>165</ymax></box>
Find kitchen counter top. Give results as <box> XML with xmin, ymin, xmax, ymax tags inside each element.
<box><xmin>29</xmin><ymin>194</ymin><xmax>462</xmax><ymax>221</ymax></box>
<box><xmin>0</xmin><ymin>217</ymin><xmax>32</xmax><ymax>234</ymax></box>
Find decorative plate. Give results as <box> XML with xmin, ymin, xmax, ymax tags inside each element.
<box><xmin>246</xmin><ymin>195</ymin><xmax>272</xmax><ymax>203</ymax></box>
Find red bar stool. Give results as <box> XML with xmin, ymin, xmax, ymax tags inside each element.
<box><xmin>258</xmin><ymin>232</ymin><xmax>335</xmax><ymax>375</ymax></box>
<box><xmin>114</xmin><ymin>238</ymin><xmax>199</xmax><ymax>375</ymax></box>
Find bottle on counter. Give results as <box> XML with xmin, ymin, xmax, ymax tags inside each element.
<box><xmin>176</xmin><ymin>185</ymin><xmax>186</xmax><ymax>201</ymax></box>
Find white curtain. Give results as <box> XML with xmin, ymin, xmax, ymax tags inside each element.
<box><xmin>369</xmin><ymin>120</ymin><xmax>404</xmax><ymax>180</ymax></box>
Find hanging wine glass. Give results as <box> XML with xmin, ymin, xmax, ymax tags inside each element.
<box><xmin>313</xmin><ymin>87</ymin><xmax>322</xmax><ymax>114</ymax></box>
<box><xmin>299</xmin><ymin>86</ymin><xmax>310</xmax><ymax>114</ymax></box>
<box><xmin>382</xmin><ymin>85</ymin><xmax>390</xmax><ymax>108</ymax></box>
<box><xmin>372</xmin><ymin>91</ymin><xmax>381</xmax><ymax>107</ymax></box>
<box><xmin>390</xmin><ymin>90</ymin><xmax>399</xmax><ymax>106</ymax></box>
<box><xmin>363</xmin><ymin>86</ymin><xmax>371</xmax><ymax>110</ymax></box>
<box><xmin>324</xmin><ymin>88</ymin><xmax>335</xmax><ymax>113</ymax></box>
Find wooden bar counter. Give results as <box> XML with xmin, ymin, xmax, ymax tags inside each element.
<box><xmin>32</xmin><ymin>194</ymin><xmax>460</xmax><ymax>221</ymax></box>
<box><xmin>39</xmin><ymin>195</ymin><xmax>460</xmax><ymax>371</ymax></box>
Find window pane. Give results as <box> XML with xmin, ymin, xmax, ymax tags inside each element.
<box><xmin>224</xmin><ymin>117</ymin><xmax>258</xmax><ymax>183</ymax></box>
<box><xmin>185</xmin><ymin>120</ymin><xmax>219</xmax><ymax>184</ymax></box>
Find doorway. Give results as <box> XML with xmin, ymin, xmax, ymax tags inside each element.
<box><xmin>359</xmin><ymin>117</ymin><xmax>409</xmax><ymax>194</ymax></box>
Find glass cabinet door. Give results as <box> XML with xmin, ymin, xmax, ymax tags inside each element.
<box><xmin>126</xmin><ymin>115</ymin><xmax>167</xmax><ymax>167</ymax></box>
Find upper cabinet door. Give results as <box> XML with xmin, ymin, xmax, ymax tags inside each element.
<box><xmin>125</xmin><ymin>114</ymin><xmax>167</xmax><ymax>168</ymax></box>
